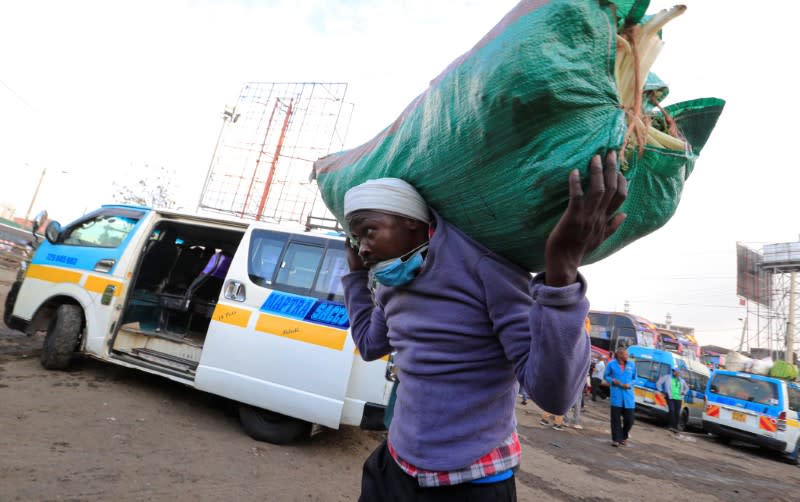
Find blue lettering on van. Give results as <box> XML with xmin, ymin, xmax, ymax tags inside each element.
<box><xmin>46</xmin><ymin>253</ymin><xmax>78</xmax><ymax>266</ymax></box>
<box><xmin>261</xmin><ymin>292</ymin><xmax>316</xmax><ymax>320</ymax></box>
<box><xmin>307</xmin><ymin>302</ymin><xmax>350</xmax><ymax>329</ymax></box>
<box><xmin>260</xmin><ymin>292</ymin><xmax>350</xmax><ymax>329</ymax></box>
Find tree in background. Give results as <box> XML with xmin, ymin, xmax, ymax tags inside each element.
<box><xmin>112</xmin><ymin>164</ymin><xmax>181</xmax><ymax>209</ymax></box>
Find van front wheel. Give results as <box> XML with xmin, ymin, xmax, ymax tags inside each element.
<box><xmin>238</xmin><ymin>404</ymin><xmax>312</xmax><ymax>445</ymax></box>
<box><xmin>678</xmin><ymin>408</ymin><xmax>690</xmax><ymax>432</ymax></box>
<box><xmin>3</xmin><ymin>280</ymin><xmax>21</xmax><ymax>329</ymax></box>
<box><xmin>788</xmin><ymin>441</ymin><xmax>800</xmax><ymax>466</ymax></box>
<box><xmin>40</xmin><ymin>304</ymin><xmax>82</xmax><ymax>370</ymax></box>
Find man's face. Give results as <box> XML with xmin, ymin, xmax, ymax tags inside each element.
<box><xmin>617</xmin><ymin>348</ymin><xmax>628</xmax><ymax>363</ymax></box>
<box><xmin>346</xmin><ymin>210</ymin><xmax>422</xmax><ymax>268</ymax></box>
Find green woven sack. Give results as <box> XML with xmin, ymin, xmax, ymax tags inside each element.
<box><xmin>769</xmin><ymin>360</ymin><xmax>799</xmax><ymax>381</ymax></box>
<box><xmin>312</xmin><ymin>0</ymin><xmax>724</xmax><ymax>271</ymax></box>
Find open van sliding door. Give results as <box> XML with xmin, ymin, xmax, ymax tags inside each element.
<box><xmin>195</xmin><ymin>226</ymin><xmax>355</xmax><ymax>429</ymax></box>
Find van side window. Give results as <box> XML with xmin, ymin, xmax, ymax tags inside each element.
<box><xmin>788</xmin><ymin>385</ymin><xmax>800</xmax><ymax>412</ymax></box>
<box><xmin>313</xmin><ymin>247</ymin><xmax>348</xmax><ymax>299</ymax></box>
<box><xmin>248</xmin><ymin>231</ymin><xmax>288</xmax><ymax>287</ymax></box>
<box><xmin>614</xmin><ymin>316</ymin><xmax>634</xmax><ymax>329</ymax></box>
<box><xmin>275</xmin><ymin>243</ymin><xmax>324</xmax><ymax>290</ymax></box>
<box><xmin>696</xmin><ymin>374</ymin><xmax>708</xmax><ymax>392</ymax></box>
<box><xmin>62</xmin><ymin>214</ymin><xmax>139</xmax><ymax>248</ymax></box>
<box><xmin>613</xmin><ymin>315</ymin><xmax>636</xmax><ymax>343</ymax></box>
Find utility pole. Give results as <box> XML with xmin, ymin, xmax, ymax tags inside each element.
<box><xmin>738</xmin><ymin>317</ymin><xmax>748</xmax><ymax>352</ymax></box>
<box><xmin>787</xmin><ymin>271</ymin><xmax>796</xmax><ymax>362</ymax></box>
<box><xmin>197</xmin><ymin>106</ymin><xmax>239</xmax><ymax>213</ymax></box>
<box><xmin>25</xmin><ymin>167</ymin><xmax>46</xmax><ymax>222</ymax></box>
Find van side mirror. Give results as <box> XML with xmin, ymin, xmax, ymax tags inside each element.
<box><xmin>45</xmin><ymin>221</ymin><xmax>62</xmax><ymax>244</ymax></box>
<box><xmin>32</xmin><ymin>210</ymin><xmax>48</xmax><ymax>233</ymax></box>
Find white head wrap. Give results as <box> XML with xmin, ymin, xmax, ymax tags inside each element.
<box><xmin>344</xmin><ymin>178</ymin><xmax>431</xmax><ymax>223</ymax></box>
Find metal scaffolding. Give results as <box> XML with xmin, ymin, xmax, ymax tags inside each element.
<box><xmin>197</xmin><ymin>82</ymin><xmax>353</xmax><ymax>229</ymax></box>
<box><xmin>737</xmin><ymin>242</ymin><xmax>800</xmax><ymax>361</ymax></box>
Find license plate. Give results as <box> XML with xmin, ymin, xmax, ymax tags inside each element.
<box><xmin>732</xmin><ymin>411</ymin><xmax>747</xmax><ymax>422</ymax></box>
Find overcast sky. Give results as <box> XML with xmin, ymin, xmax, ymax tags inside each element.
<box><xmin>2</xmin><ymin>0</ymin><xmax>798</xmax><ymax>351</ymax></box>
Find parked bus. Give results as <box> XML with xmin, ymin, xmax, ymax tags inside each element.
<box><xmin>588</xmin><ymin>311</ymin><xmax>660</xmax><ymax>354</ymax></box>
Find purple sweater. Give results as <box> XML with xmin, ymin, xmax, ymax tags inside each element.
<box><xmin>342</xmin><ymin>212</ymin><xmax>590</xmax><ymax>471</ymax></box>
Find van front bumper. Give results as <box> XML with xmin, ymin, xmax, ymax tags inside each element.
<box><xmin>635</xmin><ymin>404</ymin><xmax>668</xmax><ymax>422</ymax></box>
<box><xmin>703</xmin><ymin>421</ymin><xmax>787</xmax><ymax>452</ymax></box>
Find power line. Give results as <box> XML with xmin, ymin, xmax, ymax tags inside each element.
<box><xmin>0</xmin><ymin>78</ymin><xmax>36</xmax><ymax>111</ymax></box>
<box><xmin>626</xmin><ymin>300</ymin><xmax>744</xmax><ymax>309</ymax></box>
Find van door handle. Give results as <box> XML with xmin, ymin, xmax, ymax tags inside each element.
<box><xmin>94</xmin><ymin>258</ymin><xmax>116</xmax><ymax>273</ymax></box>
<box><xmin>224</xmin><ymin>280</ymin><xmax>246</xmax><ymax>302</ymax></box>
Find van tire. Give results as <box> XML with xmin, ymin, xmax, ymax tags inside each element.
<box><xmin>238</xmin><ymin>404</ymin><xmax>312</xmax><ymax>445</ymax></box>
<box><xmin>714</xmin><ymin>434</ymin><xmax>731</xmax><ymax>445</ymax></box>
<box><xmin>3</xmin><ymin>280</ymin><xmax>22</xmax><ymax>330</ymax></box>
<box><xmin>40</xmin><ymin>304</ymin><xmax>82</xmax><ymax>370</ymax></box>
<box><xmin>788</xmin><ymin>441</ymin><xmax>800</xmax><ymax>466</ymax></box>
<box><xmin>678</xmin><ymin>408</ymin><xmax>689</xmax><ymax>432</ymax></box>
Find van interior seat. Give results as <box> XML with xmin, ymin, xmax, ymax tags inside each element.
<box><xmin>160</xmin><ymin>245</ymin><xmax>211</xmax><ymax>294</ymax></box>
<box><xmin>135</xmin><ymin>234</ymin><xmax>180</xmax><ymax>292</ymax></box>
<box><xmin>157</xmin><ymin>251</ymin><xmax>232</xmax><ymax>332</ymax></box>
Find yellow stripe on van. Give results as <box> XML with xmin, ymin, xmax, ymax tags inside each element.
<box><xmin>787</xmin><ymin>419</ymin><xmax>800</xmax><ymax>428</ymax></box>
<box><xmin>84</xmin><ymin>276</ymin><xmax>122</xmax><ymax>296</ymax></box>
<box><xmin>212</xmin><ymin>304</ymin><xmax>252</xmax><ymax>328</ymax></box>
<box><xmin>257</xmin><ymin>313</ymin><xmax>347</xmax><ymax>350</ymax></box>
<box><xmin>25</xmin><ymin>264</ymin><xmax>82</xmax><ymax>284</ymax></box>
<box><xmin>353</xmin><ymin>347</ymin><xmax>390</xmax><ymax>361</ymax></box>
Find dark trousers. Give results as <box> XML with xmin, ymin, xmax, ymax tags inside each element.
<box><xmin>591</xmin><ymin>377</ymin><xmax>607</xmax><ymax>400</ymax></box>
<box><xmin>359</xmin><ymin>440</ymin><xmax>517</xmax><ymax>502</ymax></box>
<box><xmin>610</xmin><ymin>406</ymin><xmax>635</xmax><ymax>443</ymax></box>
<box><xmin>667</xmin><ymin>398</ymin><xmax>682</xmax><ymax>429</ymax></box>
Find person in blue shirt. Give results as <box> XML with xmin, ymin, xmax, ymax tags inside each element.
<box><xmin>604</xmin><ymin>347</ymin><xmax>637</xmax><ymax>447</ymax></box>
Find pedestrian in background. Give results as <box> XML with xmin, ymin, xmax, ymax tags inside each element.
<box><xmin>519</xmin><ymin>386</ymin><xmax>530</xmax><ymax>406</ymax></box>
<box><xmin>604</xmin><ymin>347</ymin><xmax>636</xmax><ymax>447</ymax></box>
<box><xmin>565</xmin><ymin>386</ymin><xmax>585</xmax><ymax>430</ymax></box>
<box><xmin>657</xmin><ymin>365</ymin><xmax>688</xmax><ymax>433</ymax></box>
<box><xmin>591</xmin><ymin>356</ymin><xmax>607</xmax><ymax>401</ymax></box>
<box><xmin>540</xmin><ymin>412</ymin><xmax>566</xmax><ymax>431</ymax></box>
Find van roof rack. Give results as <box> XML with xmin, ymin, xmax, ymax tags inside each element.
<box><xmin>305</xmin><ymin>215</ymin><xmax>344</xmax><ymax>234</ymax></box>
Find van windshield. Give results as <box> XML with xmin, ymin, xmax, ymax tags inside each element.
<box><xmin>635</xmin><ymin>360</ymin><xmax>668</xmax><ymax>383</ymax></box>
<box><xmin>710</xmin><ymin>374</ymin><xmax>779</xmax><ymax>406</ymax></box>
<box><xmin>62</xmin><ymin>213</ymin><xmax>140</xmax><ymax>248</ymax></box>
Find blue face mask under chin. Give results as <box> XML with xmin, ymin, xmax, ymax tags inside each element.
<box><xmin>369</xmin><ymin>243</ymin><xmax>429</xmax><ymax>288</ymax></box>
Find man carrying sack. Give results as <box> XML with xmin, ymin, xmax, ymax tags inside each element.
<box><xmin>341</xmin><ymin>152</ymin><xmax>627</xmax><ymax>500</ymax></box>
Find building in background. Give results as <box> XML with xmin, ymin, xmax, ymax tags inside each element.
<box><xmin>198</xmin><ymin>82</ymin><xmax>353</xmax><ymax>230</ymax></box>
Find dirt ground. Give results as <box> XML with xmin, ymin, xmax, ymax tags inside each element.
<box><xmin>2</xmin><ymin>264</ymin><xmax>799</xmax><ymax>502</ymax></box>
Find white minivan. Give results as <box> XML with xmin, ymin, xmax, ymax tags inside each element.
<box><xmin>703</xmin><ymin>370</ymin><xmax>800</xmax><ymax>464</ymax></box>
<box><xmin>6</xmin><ymin>204</ymin><xmax>393</xmax><ymax>443</ymax></box>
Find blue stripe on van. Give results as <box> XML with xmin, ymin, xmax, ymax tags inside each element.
<box><xmin>261</xmin><ymin>291</ymin><xmax>350</xmax><ymax>330</ymax></box>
